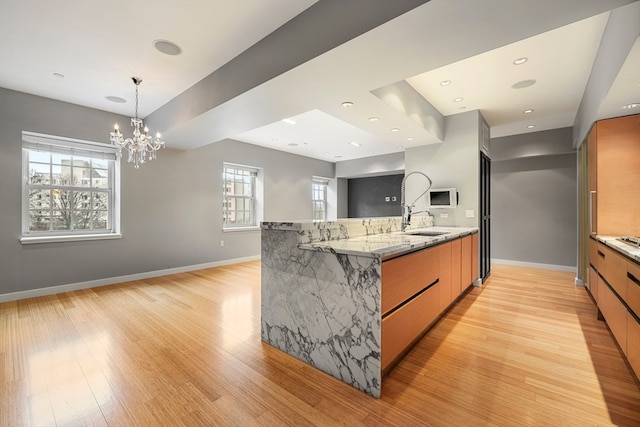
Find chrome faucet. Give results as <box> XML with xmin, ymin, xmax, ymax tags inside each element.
<box><xmin>401</xmin><ymin>171</ymin><xmax>433</xmax><ymax>232</ymax></box>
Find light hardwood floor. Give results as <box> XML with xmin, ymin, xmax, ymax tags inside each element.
<box><xmin>2</xmin><ymin>262</ymin><xmax>639</xmax><ymax>426</ymax></box>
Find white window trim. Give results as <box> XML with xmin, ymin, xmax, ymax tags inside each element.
<box><xmin>20</xmin><ymin>131</ymin><xmax>121</xmax><ymax>244</ymax></box>
<box><xmin>222</xmin><ymin>162</ymin><xmax>263</xmax><ymax>231</ymax></box>
<box><xmin>312</xmin><ymin>176</ymin><xmax>330</xmax><ymax>222</ymax></box>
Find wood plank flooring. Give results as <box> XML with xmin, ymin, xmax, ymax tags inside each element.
<box><xmin>1</xmin><ymin>262</ymin><xmax>639</xmax><ymax>426</ymax></box>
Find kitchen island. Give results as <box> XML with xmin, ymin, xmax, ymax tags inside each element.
<box><xmin>261</xmin><ymin>217</ymin><xmax>478</xmax><ymax>397</ymax></box>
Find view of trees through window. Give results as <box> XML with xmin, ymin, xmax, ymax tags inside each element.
<box><xmin>26</xmin><ymin>151</ymin><xmax>111</xmax><ymax>233</ymax></box>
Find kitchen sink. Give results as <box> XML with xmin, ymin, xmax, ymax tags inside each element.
<box><xmin>405</xmin><ymin>230</ymin><xmax>449</xmax><ymax>237</ymax></box>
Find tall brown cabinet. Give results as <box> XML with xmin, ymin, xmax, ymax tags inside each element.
<box><xmin>588</xmin><ymin>114</ymin><xmax>640</xmax><ymax>237</ymax></box>
<box><xmin>586</xmin><ymin>113</ymin><xmax>640</xmax><ymax>380</ymax></box>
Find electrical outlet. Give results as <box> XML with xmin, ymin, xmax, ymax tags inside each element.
<box><xmin>440</xmin><ymin>213</ymin><xmax>448</xmax><ymax>218</ymax></box>
<box><xmin>220</xmin><ymin>240</ymin><xmax>225</xmax><ymax>247</ymax></box>
<box><xmin>385</xmin><ymin>196</ymin><xmax>390</xmax><ymax>202</ymax></box>
<box><xmin>465</xmin><ymin>210</ymin><xmax>475</xmax><ymax>218</ymax></box>
<box><xmin>392</xmin><ymin>196</ymin><xmax>397</xmax><ymax>202</ymax></box>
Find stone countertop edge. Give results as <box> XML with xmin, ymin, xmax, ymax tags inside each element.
<box><xmin>595</xmin><ymin>236</ymin><xmax>640</xmax><ymax>263</ymax></box>
<box><xmin>298</xmin><ymin>227</ymin><xmax>478</xmax><ymax>261</ymax></box>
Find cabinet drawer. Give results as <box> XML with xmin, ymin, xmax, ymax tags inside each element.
<box><xmin>589</xmin><ymin>238</ymin><xmax>599</xmax><ymax>269</ymax></box>
<box><xmin>627</xmin><ymin>313</ymin><xmax>640</xmax><ymax>379</ymax></box>
<box><xmin>599</xmin><ymin>280</ymin><xmax>627</xmax><ymax>354</ymax></box>
<box><xmin>438</xmin><ymin>242</ymin><xmax>453</xmax><ymax>312</ymax></box>
<box><xmin>451</xmin><ymin>238</ymin><xmax>462</xmax><ymax>299</ymax></box>
<box><xmin>382</xmin><ymin>247</ymin><xmax>438</xmax><ymax>315</ymax></box>
<box><xmin>588</xmin><ymin>266</ymin><xmax>598</xmax><ymax>302</ymax></box>
<box><xmin>627</xmin><ymin>260</ymin><xmax>640</xmax><ymax>316</ymax></box>
<box><xmin>602</xmin><ymin>244</ymin><xmax>627</xmax><ymax>300</ymax></box>
<box><xmin>381</xmin><ymin>283</ymin><xmax>439</xmax><ymax>371</ymax></box>
<box><xmin>597</xmin><ymin>243</ymin><xmax>607</xmax><ymax>276</ymax></box>
<box><xmin>471</xmin><ymin>232</ymin><xmax>479</xmax><ymax>283</ymax></box>
<box><xmin>461</xmin><ymin>235</ymin><xmax>472</xmax><ymax>287</ymax></box>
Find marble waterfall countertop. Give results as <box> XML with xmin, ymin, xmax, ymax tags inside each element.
<box><xmin>260</xmin><ymin>217</ymin><xmax>477</xmax><ymax>397</ymax></box>
<box><xmin>298</xmin><ymin>227</ymin><xmax>477</xmax><ymax>260</ymax></box>
<box><xmin>595</xmin><ymin>236</ymin><xmax>640</xmax><ymax>263</ymax></box>
<box><xmin>261</xmin><ymin>217</ymin><xmax>477</xmax><ymax>260</ymax></box>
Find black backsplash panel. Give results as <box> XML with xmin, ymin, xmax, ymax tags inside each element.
<box><xmin>348</xmin><ymin>174</ymin><xmax>404</xmax><ymax>218</ymax></box>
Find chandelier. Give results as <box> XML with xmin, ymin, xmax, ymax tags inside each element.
<box><xmin>109</xmin><ymin>77</ymin><xmax>164</xmax><ymax>168</ymax></box>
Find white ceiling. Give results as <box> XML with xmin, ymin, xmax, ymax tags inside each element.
<box><xmin>1</xmin><ymin>0</ymin><xmax>638</xmax><ymax>163</ymax></box>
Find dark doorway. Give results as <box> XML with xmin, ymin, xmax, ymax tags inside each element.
<box><xmin>480</xmin><ymin>152</ymin><xmax>491</xmax><ymax>282</ymax></box>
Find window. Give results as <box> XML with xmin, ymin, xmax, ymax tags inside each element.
<box><xmin>21</xmin><ymin>132</ymin><xmax>120</xmax><ymax>243</ymax></box>
<box><xmin>312</xmin><ymin>177</ymin><xmax>329</xmax><ymax>221</ymax></box>
<box><xmin>223</xmin><ymin>163</ymin><xmax>262</xmax><ymax>229</ymax></box>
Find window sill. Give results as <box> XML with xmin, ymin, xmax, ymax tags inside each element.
<box><xmin>222</xmin><ymin>226</ymin><xmax>260</xmax><ymax>233</ymax></box>
<box><xmin>20</xmin><ymin>233</ymin><xmax>122</xmax><ymax>245</ymax></box>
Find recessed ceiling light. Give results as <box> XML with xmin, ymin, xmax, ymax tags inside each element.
<box><xmin>341</xmin><ymin>101</ymin><xmax>354</xmax><ymax>108</ymax></box>
<box><xmin>622</xmin><ymin>103</ymin><xmax>639</xmax><ymax>109</ymax></box>
<box><xmin>523</xmin><ymin>109</ymin><xmax>534</xmax><ymax>114</ymax></box>
<box><xmin>512</xmin><ymin>79</ymin><xmax>536</xmax><ymax>89</ymax></box>
<box><xmin>153</xmin><ymin>39</ymin><xmax>183</xmax><ymax>56</ymax></box>
<box><xmin>513</xmin><ymin>57</ymin><xmax>528</xmax><ymax>65</ymax></box>
<box><xmin>105</xmin><ymin>96</ymin><xmax>126</xmax><ymax>103</ymax></box>
<box><xmin>349</xmin><ymin>142</ymin><xmax>361</xmax><ymax>147</ymax></box>
<box><xmin>282</xmin><ymin>118</ymin><xmax>297</xmax><ymax>125</ymax></box>
<box><xmin>397</xmin><ymin>146</ymin><xmax>404</xmax><ymax>150</ymax></box>
<box><xmin>453</xmin><ymin>97</ymin><xmax>464</xmax><ymax>102</ymax></box>
<box><xmin>440</xmin><ymin>80</ymin><xmax>451</xmax><ymax>86</ymax></box>
<box><xmin>391</xmin><ymin>128</ymin><xmax>399</xmax><ymax>132</ymax></box>
<box><xmin>406</xmin><ymin>137</ymin><xmax>414</xmax><ymax>141</ymax></box>
<box><xmin>527</xmin><ymin>125</ymin><xmax>536</xmax><ymax>129</ymax></box>
<box><xmin>368</xmin><ymin>116</ymin><xmax>379</xmax><ymax>122</ymax></box>
<box><xmin>53</xmin><ymin>72</ymin><xmax>64</xmax><ymax>78</ymax></box>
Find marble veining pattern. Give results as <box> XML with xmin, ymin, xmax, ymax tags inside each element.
<box><xmin>261</xmin><ymin>229</ymin><xmax>382</xmax><ymax>396</ymax></box>
<box><xmin>260</xmin><ymin>217</ymin><xmax>478</xmax><ymax>397</ymax></box>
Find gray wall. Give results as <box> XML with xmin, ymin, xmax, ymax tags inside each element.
<box><xmin>0</xmin><ymin>88</ymin><xmax>333</xmax><ymax>295</ymax></box>
<box><xmin>405</xmin><ymin>110</ymin><xmax>481</xmax><ymax>228</ymax></box>
<box><xmin>491</xmin><ymin>128</ymin><xmax>577</xmax><ymax>269</ymax></box>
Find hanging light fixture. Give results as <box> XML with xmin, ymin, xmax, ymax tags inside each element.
<box><xmin>110</xmin><ymin>77</ymin><xmax>164</xmax><ymax>168</ymax></box>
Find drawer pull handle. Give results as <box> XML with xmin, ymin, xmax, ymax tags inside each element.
<box><xmin>597</xmin><ymin>250</ymin><xmax>605</xmax><ymax>258</ymax></box>
<box><xmin>629</xmin><ymin>272</ymin><xmax>640</xmax><ymax>287</ymax></box>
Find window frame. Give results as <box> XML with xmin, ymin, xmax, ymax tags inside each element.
<box><xmin>222</xmin><ymin>162</ymin><xmax>262</xmax><ymax>231</ymax></box>
<box><xmin>312</xmin><ymin>177</ymin><xmax>329</xmax><ymax>222</ymax></box>
<box><xmin>20</xmin><ymin>131</ymin><xmax>121</xmax><ymax>244</ymax></box>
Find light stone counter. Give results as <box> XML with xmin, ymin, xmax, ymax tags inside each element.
<box><xmin>260</xmin><ymin>217</ymin><xmax>478</xmax><ymax>397</ymax></box>
<box><xmin>595</xmin><ymin>236</ymin><xmax>640</xmax><ymax>263</ymax></box>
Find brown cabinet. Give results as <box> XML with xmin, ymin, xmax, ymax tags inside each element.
<box><xmin>588</xmin><ymin>266</ymin><xmax>599</xmax><ymax>303</ymax></box>
<box><xmin>627</xmin><ymin>313</ymin><xmax>640</xmax><ymax>379</ymax></box>
<box><xmin>438</xmin><ymin>241</ymin><xmax>453</xmax><ymax>312</ymax></box>
<box><xmin>627</xmin><ymin>261</ymin><xmax>640</xmax><ymax>316</ymax></box>
<box><xmin>381</xmin><ymin>247</ymin><xmax>438</xmax><ymax>315</ymax></box>
<box><xmin>599</xmin><ymin>276</ymin><xmax>628</xmax><ymax>355</ymax></box>
<box><xmin>472</xmin><ymin>232</ymin><xmax>479</xmax><ymax>283</ymax></box>
<box><xmin>381</xmin><ymin>233</ymin><xmax>478</xmax><ymax>373</ymax></box>
<box><xmin>601</xmin><ymin>244</ymin><xmax>628</xmax><ymax>300</ymax></box>
<box><xmin>588</xmin><ymin>114</ymin><xmax>640</xmax><ymax>237</ymax></box>
<box><xmin>381</xmin><ymin>284</ymin><xmax>439</xmax><ymax>371</ymax></box>
<box><xmin>591</xmin><ymin>239</ymin><xmax>640</xmax><ymax>380</ymax></box>
<box><xmin>451</xmin><ymin>238</ymin><xmax>462</xmax><ymax>299</ymax></box>
<box><xmin>461</xmin><ymin>235</ymin><xmax>472</xmax><ymax>287</ymax></box>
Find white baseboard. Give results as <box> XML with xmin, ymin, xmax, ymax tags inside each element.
<box><xmin>0</xmin><ymin>255</ymin><xmax>261</xmax><ymax>303</ymax></box>
<box><xmin>491</xmin><ymin>258</ymin><xmax>577</xmax><ymax>273</ymax></box>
